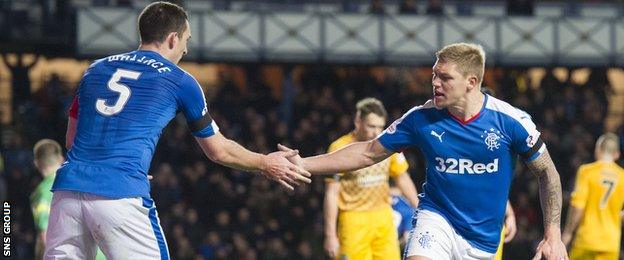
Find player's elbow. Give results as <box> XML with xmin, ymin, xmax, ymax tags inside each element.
<box><xmin>211</xmin><ymin>140</ymin><xmax>241</xmax><ymax>166</ymax></box>
<box><xmin>326</xmin><ymin>186</ymin><xmax>340</xmax><ymax>198</ymax></box>
<box><xmin>197</xmin><ymin>135</ymin><xmax>234</xmax><ymax>165</ymax></box>
<box><xmin>207</xmin><ymin>148</ymin><xmax>231</xmax><ymax>165</ymax></box>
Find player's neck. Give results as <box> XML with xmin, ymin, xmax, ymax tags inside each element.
<box><xmin>40</xmin><ymin>165</ymin><xmax>60</xmax><ymax>178</ymax></box>
<box><xmin>447</xmin><ymin>92</ymin><xmax>485</xmax><ymax>121</ymax></box>
<box><xmin>138</xmin><ymin>43</ymin><xmax>175</xmax><ymax>63</ymax></box>
<box><xmin>597</xmin><ymin>156</ymin><xmax>615</xmax><ymax>163</ymax></box>
<box><xmin>352</xmin><ymin>131</ymin><xmax>366</xmax><ymax>142</ymax></box>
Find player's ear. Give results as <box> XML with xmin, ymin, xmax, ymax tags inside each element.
<box><xmin>58</xmin><ymin>155</ymin><xmax>65</xmax><ymax>164</ymax></box>
<box><xmin>467</xmin><ymin>75</ymin><xmax>478</xmax><ymax>91</ymax></box>
<box><xmin>353</xmin><ymin>110</ymin><xmax>362</xmax><ymax>127</ymax></box>
<box><xmin>354</xmin><ymin>115</ymin><xmax>361</xmax><ymax>128</ymax></box>
<box><xmin>166</xmin><ymin>32</ymin><xmax>178</xmax><ymax>50</ymax></box>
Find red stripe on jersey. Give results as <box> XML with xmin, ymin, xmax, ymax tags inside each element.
<box><xmin>448</xmin><ymin>110</ymin><xmax>482</xmax><ymax>125</ymax></box>
<box><xmin>69</xmin><ymin>96</ymin><xmax>78</xmax><ymax>119</ymax></box>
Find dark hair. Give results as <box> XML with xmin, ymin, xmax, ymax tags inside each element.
<box><xmin>356</xmin><ymin>97</ymin><xmax>387</xmax><ymax>119</ymax></box>
<box><xmin>138</xmin><ymin>1</ymin><xmax>188</xmax><ymax>44</ymax></box>
<box><xmin>33</xmin><ymin>139</ymin><xmax>62</xmax><ymax>167</ymax></box>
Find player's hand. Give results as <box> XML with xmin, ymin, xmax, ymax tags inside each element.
<box><xmin>324</xmin><ymin>234</ymin><xmax>340</xmax><ymax>259</ymax></box>
<box><xmin>532</xmin><ymin>235</ymin><xmax>568</xmax><ymax>260</ymax></box>
<box><xmin>503</xmin><ymin>212</ymin><xmax>517</xmax><ymax>243</ymax></box>
<box><xmin>261</xmin><ymin>149</ymin><xmax>311</xmax><ymax>190</ymax></box>
<box><xmin>148</xmin><ymin>175</ymin><xmax>154</xmax><ymax>180</ymax></box>
<box><xmin>277</xmin><ymin>143</ymin><xmax>303</xmax><ymax>167</ymax></box>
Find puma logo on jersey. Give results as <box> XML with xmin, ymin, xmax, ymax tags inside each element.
<box><xmin>430</xmin><ymin>130</ymin><xmax>445</xmax><ymax>142</ymax></box>
<box><xmin>435</xmin><ymin>157</ymin><xmax>499</xmax><ymax>174</ymax></box>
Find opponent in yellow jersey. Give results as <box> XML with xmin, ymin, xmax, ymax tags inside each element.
<box><xmin>324</xmin><ymin>98</ymin><xmax>419</xmax><ymax>260</ymax></box>
<box><xmin>563</xmin><ymin>133</ymin><xmax>624</xmax><ymax>260</ymax></box>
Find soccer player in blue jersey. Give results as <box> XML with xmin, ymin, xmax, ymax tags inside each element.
<box><xmin>280</xmin><ymin>43</ymin><xmax>566</xmax><ymax>259</ymax></box>
<box><xmin>44</xmin><ymin>2</ymin><xmax>311</xmax><ymax>259</ymax></box>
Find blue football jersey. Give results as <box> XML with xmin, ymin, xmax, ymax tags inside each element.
<box><xmin>53</xmin><ymin>50</ymin><xmax>218</xmax><ymax>198</ymax></box>
<box><xmin>378</xmin><ymin>94</ymin><xmax>544</xmax><ymax>253</ymax></box>
<box><xmin>391</xmin><ymin>195</ymin><xmax>415</xmax><ymax>236</ymax></box>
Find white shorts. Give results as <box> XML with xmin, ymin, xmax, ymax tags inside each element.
<box><xmin>44</xmin><ymin>191</ymin><xmax>170</xmax><ymax>260</ymax></box>
<box><xmin>404</xmin><ymin>209</ymin><xmax>494</xmax><ymax>260</ymax></box>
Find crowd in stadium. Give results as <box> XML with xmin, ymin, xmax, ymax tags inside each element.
<box><xmin>2</xmin><ymin>0</ymin><xmax>623</xmax><ymax>259</ymax></box>
<box><xmin>1</xmin><ymin>63</ymin><xmax>619</xmax><ymax>259</ymax></box>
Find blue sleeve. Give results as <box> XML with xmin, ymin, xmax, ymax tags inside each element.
<box><xmin>393</xmin><ymin>197</ymin><xmax>415</xmax><ymax>235</ymax></box>
<box><xmin>178</xmin><ymin>73</ymin><xmax>219</xmax><ymax>138</ymax></box>
<box><xmin>377</xmin><ymin>111</ymin><xmax>418</xmax><ymax>152</ymax></box>
<box><xmin>400</xmin><ymin>198</ymin><xmax>415</xmax><ymax>231</ymax></box>
<box><xmin>397</xmin><ymin>217</ymin><xmax>407</xmax><ymax>235</ymax></box>
<box><xmin>400</xmin><ymin>211</ymin><xmax>411</xmax><ymax>233</ymax></box>
<box><xmin>509</xmin><ymin>111</ymin><xmax>544</xmax><ymax>162</ymax></box>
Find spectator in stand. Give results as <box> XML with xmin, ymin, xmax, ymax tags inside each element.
<box><xmin>426</xmin><ymin>0</ymin><xmax>444</xmax><ymax>15</ymax></box>
<box><xmin>507</xmin><ymin>0</ymin><xmax>534</xmax><ymax>16</ymax></box>
<box><xmin>369</xmin><ymin>0</ymin><xmax>386</xmax><ymax>14</ymax></box>
<box><xmin>399</xmin><ymin>0</ymin><xmax>418</xmax><ymax>14</ymax></box>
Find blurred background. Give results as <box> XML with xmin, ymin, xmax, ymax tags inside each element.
<box><xmin>2</xmin><ymin>0</ymin><xmax>624</xmax><ymax>259</ymax></box>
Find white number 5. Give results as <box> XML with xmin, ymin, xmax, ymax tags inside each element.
<box><xmin>96</xmin><ymin>69</ymin><xmax>141</xmax><ymax>116</ymax></box>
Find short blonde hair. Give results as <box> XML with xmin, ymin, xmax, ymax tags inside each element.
<box><xmin>355</xmin><ymin>97</ymin><xmax>387</xmax><ymax>119</ymax></box>
<box><xmin>435</xmin><ymin>42</ymin><xmax>486</xmax><ymax>85</ymax></box>
<box><xmin>33</xmin><ymin>139</ymin><xmax>63</xmax><ymax>167</ymax></box>
<box><xmin>596</xmin><ymin>133</ymin><xmax>620</xmax><ymax>155</ymax></box>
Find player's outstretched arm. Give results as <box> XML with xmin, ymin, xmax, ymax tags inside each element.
<box><xmin>278</xmin><ymin>138</ymin><xmax>393</xmax><ymax>175</ymax></box>
<box><xmin>195</xmin><ymin>133</ymin><xmax>311</xmax><ymax>190</ymax></box>
<box><xmin>526</xmin><ymin>148</ymin><xmax>568</xmax><ymax>260</ymax></box>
